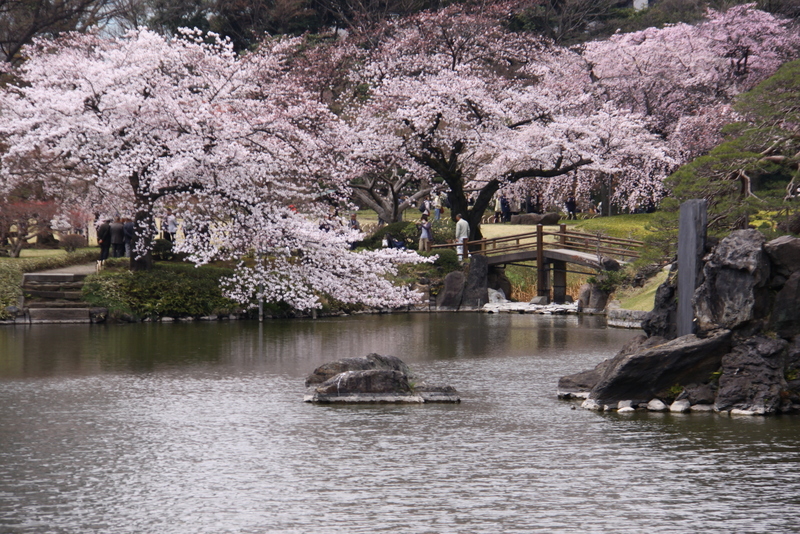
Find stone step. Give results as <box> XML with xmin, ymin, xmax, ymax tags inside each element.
<box><xmin>23</xmin><ymin>289</ymin><xmax>84</xmax><ymax>300</ymax></box>
<box><xmin>23</xmin><ymin>273</ymin><xmax>87</xmax><ymax>284</ymax></box>
<box><xmin>28</xmin><ymin>308</ymin><xmax>92</xmax><ymax>323</ymax></box>
<box><xmin>26</xmin><ymin>301</ymin><xmax>93</xmax><ymax>309</ymax></box>
<box><xmin>22</xmin><ymin>282</ymin><xmax>85</xmax><ymax>291</ymax></box>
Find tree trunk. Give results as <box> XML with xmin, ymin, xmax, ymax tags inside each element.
<box><xmin>130</xmin><ymin>199</ymin><xmax>156</xmax><ymax>271</ymax></box>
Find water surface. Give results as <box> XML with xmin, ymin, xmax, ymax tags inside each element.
<box><xmin>2</xmin><ymin>314</ymin><xmax>799</xmax><ymax>533</ymax></box>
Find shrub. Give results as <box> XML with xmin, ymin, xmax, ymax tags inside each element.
<box><xmin>60</xmin><ymin>234</ymin><xmax>88</xmax><ymax>252</ymax></box>
<box><xmin>151</xmin><ymin>238</ymin><xmax>174</xmax><ymax>261</ymax></box>
<box><xmin>82</xmin><ymin>262</ymin><xmax>237</xmax><ymax>319</ymax></box>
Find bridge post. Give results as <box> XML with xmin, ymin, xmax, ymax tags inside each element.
<box><xmin>536</xmin><ymin>224</ymin><xmax>548</xmax><ymax>301</ymax></box>
<box><xmin>552</xmin><ymin>260</ymin><xmax>567</xmax><ymax>303</ymax></box>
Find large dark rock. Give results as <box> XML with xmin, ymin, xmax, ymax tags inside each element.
<box><xmin>305</xmin><ymin>353</ymin><xmax>412</xmax><ymax>387</ymax></box>
<box><xmin>462</xmin><ymin>254</ymin><xmax>489</xmax><ymax>309</ymax></box>
<box><xmin>642</xmin><ymin>273</ymin><xmax>678</xmax><ymax>339</ymax></box>
<box><xmin>764</xmin><ymin>235</ymin><xmax>800</xmax><ymax>278</ymax></box>
<box><xmin>558</xmin><ymin>334</ymin><xmax>667</xmax><ymax>397</ymax></box>
<box><xmin>304</xmin><ymin>354</ymin><xmax>460</xmax><ymax>403</ymax></box>
<box><xmin>588</xmin><ymin>329</ymin><xmax>732</xmax><ymax>405</ymax></box>
<box><xmin>509</xmin><ymin>212</ymin><xmax>560</xmax><ymax>225</ymax></box>
<box><xmin>436</xmin><ymin>271</ymin><xmax>465</xmax><ymax>310</ymax></box>
<box><xmin>694</xmin><ymin>229</ymin><xmax>770</xmax><ymax>333</ymax></box>
<box><xmin>714</xmin><ymin>335</ymin><xmax>788</xmax><ymax>415</ymax></box>
<box><xmin>770</xmin><ymin>271</ymin><xmax>800</xmax><ymax>339</ymax></box>
<box><xmin>312</xmin><ymin>369</ymin><xmax>414</xmax><ymax>398</ymax></box>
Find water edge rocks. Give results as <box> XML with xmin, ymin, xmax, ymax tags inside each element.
<box><xmin>559</xmin><ymin>231</ymin><xmax>800</xmax><ymax>416</ymax></box>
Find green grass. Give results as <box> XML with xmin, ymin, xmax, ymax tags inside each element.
<box><xmin>567</xmin><ymin>214</ymin><xmax>655</xmax><ymax>240</ymax></box>
<box><xmin>616</xmin><ymin>268</ymin><xmax>668</xmax><ymax>311</ymax></box>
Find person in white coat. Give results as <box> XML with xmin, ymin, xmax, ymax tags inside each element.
<box><xmin>455</xmin><ymin>213</ymin><xmax>470</xmax><ymax>262</ymax></box>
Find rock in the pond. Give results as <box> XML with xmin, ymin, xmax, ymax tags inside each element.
<box><xmin>304</xmin><ymin>354</ymin><xmax>460</xmax><ymax>404</ymax></box>
<box><xmin>304</xmin><ymin>353</ymin><xmax>411</xmax><ymax>387</ymax></box>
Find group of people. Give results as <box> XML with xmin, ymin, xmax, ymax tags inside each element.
<box><xmin>96</xmin><ymin>216</ymin><xmax>135</xmax><ymax>261</ymax></box>
<box><xmin>95</xmin><ymin>209</ymin><xmax>180</xmax><ymax>263</ymax></box>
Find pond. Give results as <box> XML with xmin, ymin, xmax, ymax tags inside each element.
<box><xmin>2</xmin><ymin>313</ymin><xmax>800</xmax><ymax>533</ymax></box>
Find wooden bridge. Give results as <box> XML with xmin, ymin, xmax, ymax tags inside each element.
<box><xmin>431</xmin><ymin>224</ymin><xmax>643</xmax><ymax>303</ymax></box>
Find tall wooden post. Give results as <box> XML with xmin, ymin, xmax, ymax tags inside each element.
<box><xmin>536</xmin><ymin>224</ymin><xmax>548</xmax><ymax>301</ymax></box>
<box><xmin>677</xmin><ymin>200</ymin><xmax>707</xmax><ymax>337</ymax></box>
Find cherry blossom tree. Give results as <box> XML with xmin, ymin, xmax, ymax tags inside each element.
<box><xmin>583</xmin><ymin>4</ymin><xmax>800</xmax><ymax>154</ymax></box>
<box><xmin>0</xmin><ymin>28</ymin><xmax>431</xmax><ymax>310</ymax></box>
<box><xmin>339</xmin><ymin>8</ymin><xmax>674</xmax><ymax>239</ymax></box>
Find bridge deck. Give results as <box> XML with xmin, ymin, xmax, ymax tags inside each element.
<box><xmin>484</xmin><ymin>248</ymin><xmax>619</xmax><ymax>270</ymax></box>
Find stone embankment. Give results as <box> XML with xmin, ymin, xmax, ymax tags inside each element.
<box><xmin>558</xmin><ymin>230</ymin><xmax>800</xmax><ymax>415</ymax></box>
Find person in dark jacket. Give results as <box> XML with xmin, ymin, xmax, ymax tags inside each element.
<box><xmin>123</xmin><ymin>218</ymin><xmax>135</xmax><ymax>257</ymax></box>
<box><xmin>110</xmin><ymin>217</ymin><xmax>125</xmax><ymax>258</ymax></box>
<box><xmin>96</xmin><ymin>218</ymin><xmax>112</xmax><ymax>262</ymax></box>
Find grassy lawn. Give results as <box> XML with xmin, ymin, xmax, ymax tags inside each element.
<box><xmin>615</xmin><ymin>267</ymin><xmax>668</xmax><ymax>311</ymax></box>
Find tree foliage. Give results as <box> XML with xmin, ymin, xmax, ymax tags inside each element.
<box><xmin>0</xmin><ymin>28</ymin><xmax>432</xmax><ymax>310</ymax></box>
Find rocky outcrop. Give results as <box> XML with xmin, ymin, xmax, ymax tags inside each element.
<box><xmin>436</xmin><ymin>271</ymin><xmax>466</xmax><ymax>310</ymax></box>
<box><xmin>559</xmin><ymin>231</ymin><xmax>800</xmax><ymax>416</ymax></box>
<box><xmin>694</xmin><ymin>229</ymin><xmax>771</xmax><ymax>333</ymax></box>
<box><xmin>510</xmin><ymin>212</ymin><xmax>560</xmax><ymax>225</ymax></box>
<box><xmin>462</xmin><ymin>254</ymin><xmax>489</xmax><ymax>308</ymax></box>
<box><xmin>304</xmin><ymin>354</ymin><xmax>460</xmax><ymax>403</ymax></box>
<box><xmin>576</xmin><ymin>283</ymin><xmax>611</xmax><ymax>314</ymax></box>
<box><xmin>714</xmin><ymin>335</ymin><xmax>787</xmax><ymax>415</ymax></box>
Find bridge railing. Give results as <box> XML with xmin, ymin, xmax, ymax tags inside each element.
<box><xmin>431</xmin><ymin>224</ymin><xmax>643</xmax><ymax>262</ymax></box>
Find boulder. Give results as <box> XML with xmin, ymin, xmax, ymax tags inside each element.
<box><xmin>588</xmin><ymin>329</ymin><xmax>732</xmax><ymax>405</ymax></box>
<box><xmin>641</xmin><ymin>272</ymin><xmax>678</xmax><ymax>339</ymax></box>
<box><xmin>715</xmin><ymin>335</ymin><xmax>788</xmax><ymax>415</ymax></box>
<box><xmin>693</xmin><ymin>229</ymin><xmax>770</xmax><ymax>333</ymax></box>
<box><xmin>488</xmin><ymin>288</ymin><xmax>507</xmax><ymax>303</ymax></box>
<box><xmin>462</xmin><ymin>253</ymin><xmax>489</xmax><ymax>309</ymax></box>
<box><xmin>557</xmin><ymin>334</ymin><xmax>667</xmax><ymax>398</ymax></box>
<box><xmin>576</xmin><ymin>283</ymin><xmax>610</xmax><ymax>313</ymax></box>
<box><xmin>436</xmin><ymin>271</ymin><xmax>465</xmax><ymax>310</ymax></box>
<box><xmin>304</xmin><ymin>354</ymin><xmax>459</xmax><ymax>403</ymax></box>
<box><xmin>770</xmin><ymin>271</ymin><xmax>800</xmax><ymax>339</ymax></box>
<box><xmin>670</xmin><ymin>399</ymin><xmax>692</xmax><ymax>412</ymax></box>
<box><xmin>487</xmin><ymin>265</ymin><xmax>512</xmax><ymax>300</ymax></box>
<box><xmin>764</xmin><ymin>235</ymin><xmax>800</xmax><ymax>278</ymax></box>
<box><xmin>509</xmin><ymin>212</ymin><xmax>560</xmax><ymax>225</ymax></box>
<box><xmin>683</xmin><ymin>383</ymin><xmax>716</xmax><ymax>405</ymax></box>
<box><xmin>308</xmin><ymin>369</ymin><xmax>416</xmax><ymax>402</ymax></box>
<box><xmin>305</xmin><ymin>353</ymin><xmax>412</xmax><ymax>387</ymax></box>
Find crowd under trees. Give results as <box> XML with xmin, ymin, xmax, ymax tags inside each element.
<box><xmin>0</xmin><ymin>1</ymin><xmax>799</xmax><ymax>309</ymax></box>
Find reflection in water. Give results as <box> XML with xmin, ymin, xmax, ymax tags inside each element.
<box><xmin>2</xmin><ymin>314</ymin><xmax>800</xmax><ymax>533</ymax></box>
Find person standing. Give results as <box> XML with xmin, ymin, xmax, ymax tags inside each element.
<box><xmin>455</xmin><ymin>213</ymin><xmax>469</xmax><ymax>262</ymax></box>
<box><xmin>96</xmin><ymin>217</ymin><xmax>112</xmax><ymax>265</ymax></box>
<box><xmin>109</xmin><ymin>217</ymin><xmax>125</xmax><ymax>258</ymax></box>
<box><xmin>123</xmin><ymin>218</ymin><xmax>135</xmax><ymax>257</ymax></box>
<box><xmin>348</xmin><ymin>212</ymin><xmax>361</xmax><ymax>231</ymax></box>
<box><xmin>418</xmin><ymin>214</ymin><xmax>432</xmax><ymax>252</ymax></box>
<box><xmin>565</xmin><ymin>196</ymin><xmax>577</xmax><ymax>220</ymax></box>
<box><xmin>433</xmin><ymin>193</ymin><xmax>442</xmax><ymax>221</ymax></box>
<box><xmin>163</xmin><ymin>209</ymin><xmax>178</xmax><ymax>241</ymax></box>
